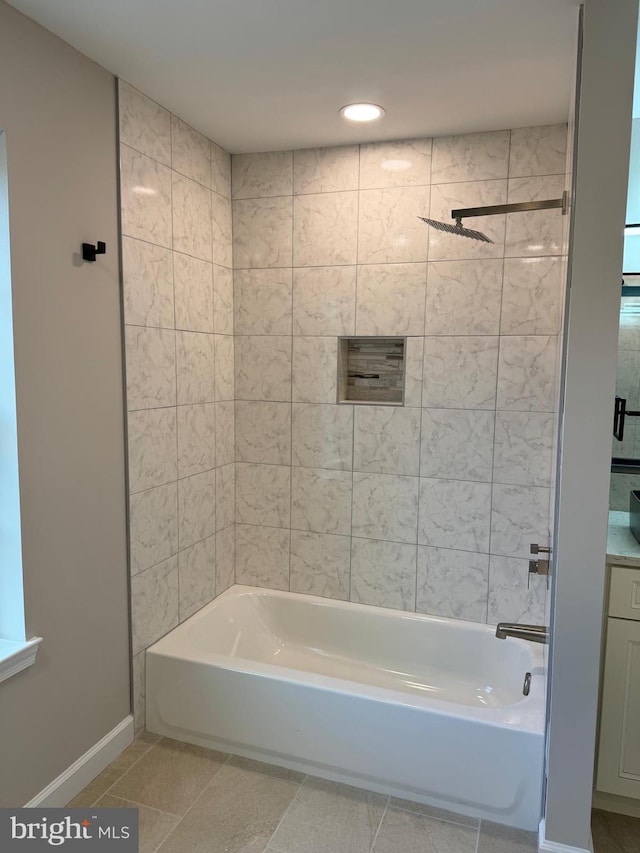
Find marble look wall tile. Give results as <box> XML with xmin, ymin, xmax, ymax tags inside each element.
<box><xmin>232</xmin><ymin>150</ymin><xmax>293</xmax><ymax>199</ymax></box>
<box><xmin>418</xmin><ymin>478</ymin><xmax>491</xmax><ymax>552</ymax></box>
<box><xmin>235</xmin><ymin>335</ymin><xmax>291</xmax><ymax>401</ymax></box>
<box><xmin>416</xmin><ymin>546</ymin><xmax>489</xmax><ymax>622</ymax></box>
<box><xmin>352</xmin><ymin>473</ymin><xmax>419</xmax><ymax>544</ymax></box>
<box><xmin>292</xmin><ymin>337</ymin><xmax>337</xmax><ymax>404</ymax></box>
<box><xmin>290</xmin><ymin>531</ymin><xmax>350</xmax><ymax>600</ymax></box>
<box><xmin>119</xmin><ymin>81</ymin><xmax>171</xmax><ymax>166</ymax></box>
<box><xmin>404</xmin><ymin>337</ymin><xmax>424</xmax><ymax>407</ymax></box>
<box><xmin>120</xmin><ymin>145</ymin><xmax>172</xmax><ymax>248</ymax></box>
<box><xmin>172</xmin><ymin>173</ymin><xmax>212</xmax><ymax>261</ymax></box>
<box><xmin>420</xmin><ymin>408</ymin><xmax>495</xmax><ymax>482</ymax></box>
<box><xmin>132</xmin><ymin>651</ymin><xmax>145</xmax><ymax>733</ymax></box>
<box><xmin>213</xmin><ymin>265</ymin><xmax>234</xmax><ymax>335</ymax></box>
<box><xmin>171</xmin><ymin>115</ymin><xmax>211</xmax><ymax>187</ymax></box>
<box><xmin>215</xmin><ymin>525</ymin><xmax>235</xmax><ymax>593</ymax></box>
<box><xmin>293</xmin><ymin>192</ymin><xmax>358</xmax><ymax>266</ymax></box>
<box><xmin>131</xmin><ymin>556</ymin><xmax>179</xmax><ymax>655</ymax></box>
<box><xmin>428</xmin><ymin>180</ymin><xmax>507</xmax><ymax>261</ymax></box>
<box><xmin>177</xmin><ymin>403</ymin><xmax>216</xmax><ymax>477</ymax></box>
<box><xmin>617</xmin><ymin>308</ymin><xmax>640</xmax><ymax>351</ymax></box>
<box><xmin>500</xmin><ymin>257</ymin><xmax>563</xmax><ymax>335</ymax></box>
<box><xmin>214</xmin><ymin>335</ymin><xmax>234</xmax><ymax>402</ymax></box>
<box><xmin>178</xmin><ymin>536</ymin><xmax>215</xmax><ymax>622</ymax></box>
<box><xmin>291</xmin><ymin>467</ymin><xmax>352</xmax><ymax>535</ymax></box>
<box><xmin>125</xmin><ymin>326</ymin><xmax>176</xmax><ymax>410</ymax></box>
<box><xmin>215</xmin><ymin>400</ymin><xmax>235</xmax><ymax>466</ymax></box>
<box><xmin>425</xmin><ymin>259</ymin><xmax>503</xmax><ymax>335</ymax></box>
<box><xmin>235</xmin><ymin>401</ymin><xmax>291</xmax><ymax>465</ymax></box>
<box><xmin>178</xmin><ymin>469</ymin><xmax>215</xmax><ymax>549</ymax></box>
<box><xmin>610</xmin><ymin>472</ymin><xmax>640</xmax><ymax>511</ymax></box>
<box><xmin>355</xmin><ymin>263</ymin><xmax>427</xmax><ymax>336</ymax></box>
<box><xmin>496</xmin><ymin>335</ymin><xmax>557</xmax><ymax>412</ymax></box>
<box><xmin>354</xmin><ymin>406</ymin><xmax>420</xmax><ymax>476</ymax></box>
<box><xmin>422</xmin><ymin>336</ymin><xmax>499</xmax><ymax>409</ymax></box>
<box><xmin>508</xmin><ymin>124</ymin><xmax>567</xmax><ymax>178</ymax></box>
<box><xmin>359</xmin><ymin>139</ymin><xmax>431</xmax><ymax>189</ymax></box>
<box><xmin>236</xmin><ymin>463</ymin><xmax>291</xmax><ymax>527</ymax></box>
<box><xmin>176</xmin><ymin>331</ymin><xmax>215</xmax><ymax>405</ymax></box>
<box><xmin>215</xmin><ymin>463</ymin><xmax>235</xmax><ymax>531</ymax></box>
<box><xmin>211</xmin><ymin>142</ymin><xmax>231</xmax><ymax>198</ymax></box>
<box><xmin>432</xmin><ymin>131</ymin><xmax>510</xmax><ymax>184</ymax></box>
<box><xmin>351</xmin><ymin>538</ymin><xmax>417</xmax><ymax>611</ymax></box>
<box><xmin>291</xmin><ymin>403</ymin><xmax>353</xmax><ymax>470</ymax></box>
<box><xmin>293</xmin><ymin>145</ymin><xmax>359</xmax><ymax>194</ymax></box>
<box><xmin>130</xmin><ymin>482</ymin><xmax>178</xmax><ymax>575</ymax></box>
<box><xmin>174</xmin><ymin>252</ymin><xmax>214</xmax><ymax>333</ymax></box>
<box><xmin>211</xmin><ymin>191</ymin><xmax>233</xmax><ymax>268</ymax></box>
<box><xmin>358</xmin><ymin>186</ymin><xmax>430</xmax><ymax>264</ymax></box>
<box><xmin>493</xmin><ymin>411</ymin><xmax>554</xmax><ymax>487</ymax></box>
<box><xmin>233</xmin><ymin>196</ymin><xmax>293</xmax><ymax>269</ymax></box>
<box><xmin>490</xmin><ymin>483</ymin><xmax>551</xmax><ymax>559</ymax></box>
<box><xmin>128</xmin><ymin>408</ymin><xmax>177</xmax><ymax>493</ymax></box>
<box><xmin>235</xmin><ymin>524</ymin><xmax>290</xmax><ymax>590</ymax></box>
<box><xmin>488</xmin><ymin>556</ymin><xmax>546</xmax><ymax>625</ymax></box>
<box><xmin>293</xmin><ymin>266</ymin><xmax>356</xmax><ymax>336</ymax></box>
<box><xmin>122</xmin><ymin>237</ymin><xmax>174</xmax><ymax>328</ymax></box>
<box><xmin>615</xmin><ymin>349</ymin><xmax>640</xmax><ymax>409</ymax></box>
<box><xmin>505</xmin><ymin>174</ymin><xmax>564</xmax><ymax>257</ymax></box>
<box><xmin>234</xmin><ymin>269</ymin><xmax>292</xmax><ymax>335</ymax></box>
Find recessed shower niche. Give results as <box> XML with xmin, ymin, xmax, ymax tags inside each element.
<box><xmin>338</xmin><ymin>337</ymin><xmax>406</xmax><ymax>405</ymax></box>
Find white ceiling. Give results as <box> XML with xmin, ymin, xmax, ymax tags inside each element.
<box><xmin>7</xmin><ymin>0</ymin><xmax>580</xmax><ymax>153</ymax></box>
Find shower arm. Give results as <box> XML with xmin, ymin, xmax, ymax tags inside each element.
<box><xmin>451</xmin><ymin>193</ymin><xmax>568</xmax><ymax>224</ymax></box>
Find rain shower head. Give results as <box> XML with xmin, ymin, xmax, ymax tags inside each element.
<box><xmin>419</xmin><ymin>194</ymin><xmax>568</xmax><ymax>245</ymax></box>
<box><xmin>418</xmin><ymin>216</ymin><xmax>493</xmax><ymax>244</ymax></box>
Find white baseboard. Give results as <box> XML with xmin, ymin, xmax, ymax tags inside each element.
<box><xmin>24</xmin><ymin>716</ymin><xmax>134</xmax><ymax>807</ymax></box>
<box><xmin>592</xmin><ymin>790</ymin><xmax>640</xmax><ymax>819</ymax></box>
<box><xmin>538</xmin><ymin>819</ymin><xmax>594</xmax><ymax>853</ymax></box>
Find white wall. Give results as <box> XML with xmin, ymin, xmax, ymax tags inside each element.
<box><xmin>0</xmin><ymin>0</ymin><xmax>130</xmax><ymax>806</ymax></box>
<box><xmin>543</xmin><ymin>0</ymin><xmax>638</xmax><ymax>848</ymax></box>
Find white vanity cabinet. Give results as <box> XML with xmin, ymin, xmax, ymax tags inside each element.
<box><xmin>596</xmin><ymin>564</ymin><xmax>640</xmax><ymax>799</ymax></box>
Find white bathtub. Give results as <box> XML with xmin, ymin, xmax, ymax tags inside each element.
<box><xmin>146</xmin><ymin>585</ymin><xmax>546</xmax><ymax>830</ymax></box>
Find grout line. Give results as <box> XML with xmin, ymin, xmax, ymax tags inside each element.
<box><xmin>288</xmin><ymin>157</ymin><xmax>294</xmax><ymax>593</ymax></box>
<box><xmin>262</xmin><ymin>775</ymin><xmax>303</xmax><ymax>852</ymax></box>
<box><xmin>145</xmin><ymin>751</ymin><xmax>231</xmax><ymax>847</ymax></box>
<box><xmin>348</xmin><ymin>144</ymin><xmax>362</xmax><ymax>602</ymax></box>
<box><xmin>369</xmin><ymin>797</ymin><xmax>390</xmax><ymax>853</ymax></box>
<box><xmin>475</xmin><ymin>819</ymin><xmax>482</xmax><ymax>853</ymax></box>
<box><xmin>93</xmin><ymin>739</ymin><xmax>160</xmax><ymax>804</ymax></box>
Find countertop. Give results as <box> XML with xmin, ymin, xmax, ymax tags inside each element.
<box><xmin>607</xmin><ymin>511</ymin><xmax>640</xmax><ymax>567</ymax></box>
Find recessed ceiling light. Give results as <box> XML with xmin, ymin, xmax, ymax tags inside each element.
<box><xmin>339</xmin><ymin>103</ymin><xmax>385</xmax><ymax>122</ymax></box>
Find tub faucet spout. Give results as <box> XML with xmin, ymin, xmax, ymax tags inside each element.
<box><xmin>495</xmin><ymin>623</ymin><xmax>548</xmax><ymax>644</ymax></box>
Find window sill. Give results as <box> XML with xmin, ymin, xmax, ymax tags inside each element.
<box><xmin>0</xmin><ymin>637</ymin><xmax>42</xmax><ymax>685</ymax></box>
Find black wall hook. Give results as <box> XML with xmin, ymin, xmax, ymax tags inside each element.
<box><xmin>82</xmin><ymin>241</ymin><xmax>106</xmax><ymax>262</ymax></box>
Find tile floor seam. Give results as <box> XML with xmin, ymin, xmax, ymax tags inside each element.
<box><xmin>475</xmin><ymin>818</ymin><xmax>482</xmax><ymax>853</ymax></box>
<box><xmin>156</xmin><ymin>764</ymin><xmax>301</xmax><ymax>851</ymax></box>
<box><xmin>97</xmin><ymin>792</ymin><xmax>182</xmax><ymax>820</ymax></box>
<box><xmin>97</xmin><ymin>791</ymin><xmax>177</xmax><ymax>820</ymax></box>
<box><xmin>93</xmin><ymin>739</ymin><xmax>157</xmax><ymax>803</ymax></box>
<box><xmin>390</xmin><ymin>802</ymin><xmax>480</xmax><ymax>830</ymax></box>
<box><xmin>159</xmin><ymin>748</ymin><xmax>232</xmax><ymax>820</ymax></box>
<box><xmin>260</xmin><ymin>777</ymin><xmax>304</xmax><ymax>853</ymax></box>
<box><xmin>368</xmin><ymin>796</ymin><xmax>390</xmax><ymax>853</ymax></box>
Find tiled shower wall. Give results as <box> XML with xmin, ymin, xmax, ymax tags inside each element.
<box><xmin>231</xmin><ymin>124</ymin><xmax>568</xmax><ymax>625</ymax></box>
<box><xmin>118</xmin><ymin>80</ymin><xmax>235</xmax><ymax>731</ymax></box>
<box><xmin>610</xmin><ymin>297</ymin><xmax>640</xmax><ymax>509</ymax></box>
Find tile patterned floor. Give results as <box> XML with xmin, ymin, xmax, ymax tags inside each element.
<box><xmin>592</xmin><ymin>809</ymin><xmax>640</xmax><ymax>853</ymax></box>
<box><xmin>68</xmin><ymin>732</ymin><xmax>540</xmax><ymax>853</ymax></box>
